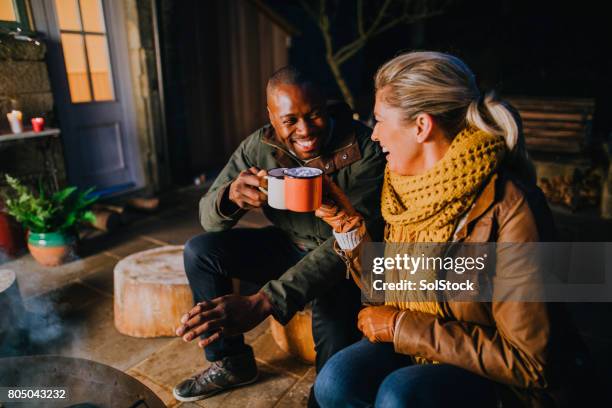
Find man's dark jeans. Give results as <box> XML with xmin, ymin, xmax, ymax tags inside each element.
<box><xmin>314</xmin><ymin>339</ymin><xmax>498</xmax><ymax>407</ymax></box>
<box><xmin>183</xmin><ymin>226</ymin><xmax>362</xmax><ymax>372</ymax></box>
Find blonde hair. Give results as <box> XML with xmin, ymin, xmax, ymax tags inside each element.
<box><xmin>375</xmin><ymin>51</ymin><xmax>535</xmax><ymax>183</ymax></box>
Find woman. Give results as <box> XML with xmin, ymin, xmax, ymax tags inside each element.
<box><xmin>313</xmin><ymin>52</ymin><xmax>591</xmax><ymax>407</ymax></box>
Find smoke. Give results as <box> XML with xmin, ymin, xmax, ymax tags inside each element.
<box><xmin>0</xmin><ymin>260</ymin><xmax>77</xmax><ymax>358</ymax></box>
<box><xmin>23</xmin><ymin>295</ymin><xmax>67</xmax><ymax>346</ymax></box>
<box><xmin>0</xmin><ymin>293</ymin><xmax>68</xmax><ymax>358</ymax></box>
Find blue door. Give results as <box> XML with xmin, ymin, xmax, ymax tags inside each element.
<box><xmin>32</xmin><ymin>0</ymin><xmax>144</xmax><ymax>195</ymax></box>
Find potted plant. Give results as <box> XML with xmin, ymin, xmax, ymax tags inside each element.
<box><xmin>2</xmin><ymin>175</ymin><xmax>98</xmax><ymax>266</ymax></box>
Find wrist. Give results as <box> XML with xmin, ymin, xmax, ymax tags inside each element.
<box><xmin>252</xmin><ymin>291</ymin><xmax>273</xmax><ymax>318</ymax></box>
<box><xmin>220</xmin><ymin>184</ymin><xmax>241</xmax><ymax>215</ymax></box>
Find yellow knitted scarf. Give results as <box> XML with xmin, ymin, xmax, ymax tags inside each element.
<box><xmin>381</xmin><ymin>127</ymin><xmax>506</xmax><ymax>316</ymax></box>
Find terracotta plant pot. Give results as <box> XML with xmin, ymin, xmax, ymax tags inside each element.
<box><xmin>0</xmin><ymin>212</ymin><xmax>26</xmax><ymax>257</ymax></box>
<box><xmin>27</xmin><ymin>231</ymin><xmax>75</xmax><ymax>267</ymax></box>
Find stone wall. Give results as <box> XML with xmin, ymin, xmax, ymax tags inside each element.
<box><xmin>0</xmin><ymin>33</ymin><xmax>66</xmax><ymax>191</ymax></box>
<box><xmin>0</xmin><ymin>34</ymin><xmax>53</xmax><ymax>130</ymax></box>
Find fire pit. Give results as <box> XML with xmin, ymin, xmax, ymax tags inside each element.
<box><xmin>0</xmin><ymin>355</ymin><xmax>165</xmax><ymax>407</ymax></box>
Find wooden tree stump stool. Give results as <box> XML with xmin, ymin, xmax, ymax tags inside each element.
<box><xmin>114</xmin><ymin>246</ymin><xmax>193</xmax><ymax>338</ymax></box>
<box><xmin>270</xmin><ymin>305</ymin><xmax>316</xmax><ymax>364</ymax></box>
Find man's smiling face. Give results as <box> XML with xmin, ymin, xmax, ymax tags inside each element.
<box><xmin>267</xmin><ymin>83</ymin><xmax>329</xmax><ymax>160</ymax></box>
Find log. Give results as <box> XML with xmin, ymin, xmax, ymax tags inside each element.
<box><xmin>526</xmin><ymin>137</ymin><xmax>582</xmax><ymax>152</ymax></box>
<box><xmin>114</xmin><ymin>246</ymin><xmax>193</xmax><ymax>338</ymax></box>
<box><xmin>127</xmin><ymin>197</ymin><xmax>160</xmax><ymax>212</ymax></box>
<box><xmin>505</xmin><ymin>96</ymin><xmax>595</xmax><ymax>154</ymax></box>
<box><xmin>90</xmin><ymin>209</ymin><xmax>121</xmax><ymax>232</ymax></box>
<box><xmin>93</xmin><ymin>203</ymin><xmax>125</xmax><ymax>214</ymax></box>
<box><xmin>522</xmin><ymin>120</ymin><xmax>585</xmax><ymax>131</ymax></box>
<box><xmin>523</xmin><ymin>128</ymin><xmax>584</xmax><ymax>139</ymax></box>
<box><xmin>93</xmin><ymin>203</ymin><xmax>132</xmax><ymax>225</ymax></box>
<box><xmin>507</xmin><ymin>96</ymin><xmax>595</xmax><ymax>111</ymax></box>
<box><xmin>520</xmin><ymin>111</ymin><xmax>586</xmax><ymax>122</ymax></box>
<box><xmin>270</xmin><ymin>305</ymin><xmax>316</xmax><ymax>364</ymax></box>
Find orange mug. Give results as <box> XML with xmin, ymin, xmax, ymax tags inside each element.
<box><xmin>284</xmin><ymin>167</ymin><xmax>323</xmax><ymax>212</ymax></box>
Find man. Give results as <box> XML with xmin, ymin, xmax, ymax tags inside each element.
<box><xmin>173</xmin><ymin>66</ymin><xmax>385</xmax><ymax>405</ymax></box>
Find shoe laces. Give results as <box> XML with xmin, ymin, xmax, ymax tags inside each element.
<box><xmin>194</xmin><ymin>361</ymin><xmax>224</xmax><ymax>385</ymax></box>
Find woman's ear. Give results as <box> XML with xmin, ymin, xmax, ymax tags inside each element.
<box><xmin>414</xmin><ymin>113</ymin><xmax>434</xmax><ymax>143</ymax></box>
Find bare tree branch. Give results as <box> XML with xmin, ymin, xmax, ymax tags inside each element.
<box><xmin>332</xmin><ymin>0</ymin><xmax>393</xmax><ymax>63</ymax></box>
<box><xmin>372</xmin><ymin>8</ymin><xmax>445</xmax><ymax>38</ymax></box>
<box><xmin>318</xmin><ymin>0</ymin><xmax>326</xmax><ymax>19</ymax></box>
<box><xmin>366</xmin><ymin>0</ymin><xmax>394</xmax><ymax>36</ymax></box>
<box><xmin>335</xmin><ymin>39</ymin><xmax>367</xmax><ymax>65</ymax></box>
<box><xmin>357</xmin><ymin>0</ymin><xmax>365</xmax><ymax>37</ymax></box>
<box><xmin>298</xmin><ymin>0</ymin><xmax>451</xmax><ymax>109</ymax></box>
<box><xmin>298</xmin><ymin>0</ymin><xmax>318</xmax><ymax>23</ymax></box>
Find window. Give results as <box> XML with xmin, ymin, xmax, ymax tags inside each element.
<box><xmin>0</xmin><ymin>0</ymin><xmax>31</xmax><ymax>31</ymax></box>
<box><xmin>55</xmin><ymin>0</ymin><xmax>115</xmax><ymax>103</ymax></box>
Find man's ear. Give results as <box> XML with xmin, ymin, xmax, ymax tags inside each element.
<box><xmin>267</xmin><ymin>106</ymin><xmax>273</xmax><ymax>123</ymax></box>
<box><xmin>414</xmin><ymin>113</ymin><xmax>434</xmax><ymax>143</ymax></box>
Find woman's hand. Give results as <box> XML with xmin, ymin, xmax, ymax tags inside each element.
<box><xmin>315</xmin><ymin>176</ymin><xmax>364</xmax><ymax>233</ymax></box>
<box><xmin>358</xmin><ymin>305</ymin><xmax>400</xmax><ymax>343</ymax></box>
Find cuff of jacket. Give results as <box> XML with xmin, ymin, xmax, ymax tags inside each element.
<box><xmin>392</xmin><ymin>309</ymin><xmax>435</xmax><ymax>357</ymax></box>
<box><xmin>333</xmin><ymin>223</ymin><xmax>366</xmax><ymax>250</ymax></box>
<box><xmin>215</xmin><ymin>181</ymin><xmax>245</xmax><ymax>220</ymax></box>
<box><xmin>393</xmin><ymin>310</ymin><xmax>408</xmax><ymax>346</ymax></box>
<box><xmin>259</xmin><ymin>282</ymin><xmax>293</xmax><ymax>325</ymax></box>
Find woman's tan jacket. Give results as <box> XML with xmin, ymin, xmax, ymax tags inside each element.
<box><xmin>336</xmin><ymin>170</ymin><xmax>591</xmax><ymax>407</ymax></box>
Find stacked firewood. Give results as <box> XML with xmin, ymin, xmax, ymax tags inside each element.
<box><xmin>539</xmin><ymin>169</ymin><xmax>602</xmax><ymax>211</ymax></box>
<box><xmin>90</xmin><ymin>197</ymin><xmax>161</xmax><ymax>231</ymax></box>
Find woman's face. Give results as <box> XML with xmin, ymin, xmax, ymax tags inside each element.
<box><xmin>371</xmin><ymin>90</ymin><xmax>423</xmax><ymax>176</ymax></box>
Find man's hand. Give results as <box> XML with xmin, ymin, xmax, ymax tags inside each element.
<box><xmin>357</xmin><ymin>305</ymin><xmax>400</xmax><ymax>343</ymax></box>
<box><xmin>315</xmin><ymin>176</ymin><xmax>363</xmax><ymax>233</ymax></box>
<box><xmin>227</xmin><ymin>167</ymin><xmax>267</xmax><ymax>210</ymax></box>
<box><xmin>176</xmin><ymin>292</ymin><xmax>273</xmax><ymax>348</ymax></box>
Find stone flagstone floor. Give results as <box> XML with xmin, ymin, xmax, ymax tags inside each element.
<box><xmin>5</xmin><ymin>185</ymin><xmax>314</xmax><ymax>407</ymax></box>
<box><xmin>4</xmin><ymin>184</ymin><xmax>612</xmax><ymax>407</ymax></box>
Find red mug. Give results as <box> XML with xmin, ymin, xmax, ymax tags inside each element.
<box><xmin>31</xmin><ymin>117</ymin><xmax>45</xmax><ymax>132</ymax></box>
<box><xmin>283</xmin><ymin>167</ymin><xmax>323</xmax><ymax>212</ymax></box>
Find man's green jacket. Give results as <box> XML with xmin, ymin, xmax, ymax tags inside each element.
<box><xmin>199</xmin><ymin>106</ymin><xmax>385</xmax><ymax>324</ymax></box>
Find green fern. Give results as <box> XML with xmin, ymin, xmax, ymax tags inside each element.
<box><xmin>2</xmin><ymin>175</ymin><xmax>99</xmax><ymax>234</ymax></box>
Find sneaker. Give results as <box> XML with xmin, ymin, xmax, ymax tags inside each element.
<box><xmin>172</xmin><ymin>350</ymin><xmax>259</xmax><ymax>402</ymax></box>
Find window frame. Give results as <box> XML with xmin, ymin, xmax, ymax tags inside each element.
<box><xmin>0</xmin><ymin>0</ymin><xmax>32</xmax><ymax>32</ymax></box>
<box><xmin>57</xmin><ymin>0</ymin><xmax>116</xmax><ymax>104</ymax></box>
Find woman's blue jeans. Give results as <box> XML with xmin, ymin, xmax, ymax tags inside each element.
<box><xmin>314</xmin><ymin>339</ymin><xmax>498</xmax><ymax>407</ymax></box>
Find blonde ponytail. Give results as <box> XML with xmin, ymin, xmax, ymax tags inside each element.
<box><xmin>376</xmin><ymin>51</ymin><xmax>536</xmax><ymax>184</ymax></box>
<box><xmin>467</xmin><ymin>91</ymin><xmax>535</xmax><ymax>183</ymax></box>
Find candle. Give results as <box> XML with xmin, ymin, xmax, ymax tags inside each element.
<box><xmin>6</xmin><ymin>110</ymin><xmax>23</xmax><ymax>134</ymax></box>
<box><xmin>31</xmin><ymin>117</ymin><xmax>45</xmax><ymax>132</ymax></box>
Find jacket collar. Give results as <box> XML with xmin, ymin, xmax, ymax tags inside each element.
<box><xmin>453</xmin><ymin>173</ymin><xmax>498</xmax><ymax>240</ymax></box>
<box><xmin>260</xmin><ymin>113</ymin><xmax>361</xmax><ymax>175</ymax></box>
